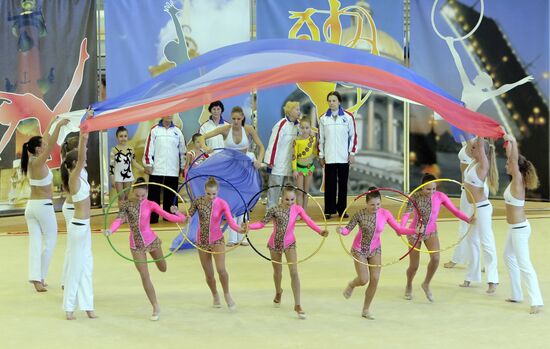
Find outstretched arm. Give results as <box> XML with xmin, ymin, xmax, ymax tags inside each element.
<box><xmin>202</xmin><ymin>125</ymin><xmax>228</xmax><ymax>140</ymax></box>
<box><xmin>151</xmin><ymin>201</ymin><xmax>186</xmax><ymax>222</ymax></box>
<box><xmin>249</xmin><ymin>208</ymin><xmax>275</xmax><ymax>230</ymax></box>
<box><xmin>490</xmin><ymin>76</ymin><xmax>533</xmax><ymax>98</ymax></box>
<box><xmin>297</xmin><ymin>206</ymin><xmax>323</xmax><ymax>235</ymax></box>
<box><xmin>220</xmin><ymin>201</ymin><xmax>243</xmax><ymax>232</ymax></box>
<box><xmin>386</xmin><ymin>211</ymin><xmax>416</xmax><ymax>235</ymax></box>
<box><xmin>440</xmin><ymin>193</ymin><xmax>470</xmax><ymax>223</ymax></box>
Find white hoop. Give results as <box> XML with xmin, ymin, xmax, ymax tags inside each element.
<box><xmin>431</xmin><ymin>0</ymin><xmax>484</xmax><ymax>42</ymax></box>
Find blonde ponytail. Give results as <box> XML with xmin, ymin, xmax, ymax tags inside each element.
<box><xmin>486</xmin><ymin>140</ymin><xmax>499</xmax><ymax>195</ymax></box>
<box><xmin>519</xmin><ymin>155</ymin><xmax>540</xmax><ymax>190</ymax></box>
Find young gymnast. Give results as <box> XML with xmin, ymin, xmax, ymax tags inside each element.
<box><xmin>21</xmin><ymin>117</ymin><xmax>69</xmax><ymax>292</ymax></box>
<box><xmin>104</xmin><ymin>177</ymin><xmax>185</xmax><ymax>321</ymax></box>
<box><xmin>401</xmin><ymin>173</ymin><xmax>474</xmax><ymax>302</ymax></box>
<box><xmin>187</xmin><ymin>177</ymin><xmax>244</xmax><ymax>310</ymax></box>
<box><xmin>460</xmin><ymin>137</ymin><xmax>499</xmax><ymax>293</ymax></box>
<box><xmin>502</xmin><ymin>134</ymin><xmax>544</xmax><ymax>314</ymax></box>
<box><xmin>110</xmin><ymin>126</ymin><xmax>143</xmax><ymax>202</ymax></box>
<box><xmin>184</xmin><ymin>133</ymin><xmax>210</xmax><ymax>177</ymax></box>
<box><xmin>61</xmin><ymin>129</ymin><xmax>96</xmax><ymax>320</ymax></box>
<box><xmin>246</xmin><ymin>186</ymin><xmax>328</xmax><ymax>319</ymax></box>
<box><xmin>339</xmin><ymin>187</ymin><xmax>418</xmax><ymax>319</ymax></box>
<box><xmin>292</xmin><ymin>118</ymin><xmax>317</xmax><ymax>209</ymax></box>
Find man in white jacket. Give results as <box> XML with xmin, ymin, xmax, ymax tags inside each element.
<box><xmin>318</xmin><ymin>91</ymin><xmax>357</xmax><ymax>219</ymax></box>
<box><xmin>143</xmin><ymin>115</ymin><xmax>186</xmax><ymax>223</ymax></box>
<box><xmin>263</xmin><ymin>101</ymin><xmax>301</xmax><ymax>209</ymax></box>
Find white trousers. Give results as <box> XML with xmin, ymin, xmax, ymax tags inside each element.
<box><xmin>266</xmin><ymin>174</ymin><xmax>294</xmax><ymax>209</ymax></box>
<box><xmin>504</xmin><ymin>221</ymin><xmax>543</xmax><ymax>306</ymax></box>
<box><xmin>61</xmin><ymin>201</ymin><xmax>75</xmax><ymax>286</ymax></box>
<box><xmin>63</xmin><ymin>218</ymin><xmax>94</xmax><ymax>312</ymax></box>
<box><xmin>450</xmin><ymin>189</ymin><xmax>473</xmax><ymax>264</ymax></box>
<box><xmin>227</xmin><ymin>215</ymin><xmax>245</xmax><ymax>244</ymax></box>
<box><xmin>465</xmin><ymin>200</ymin><xmax>499</xmax><ymax>284</ymax></box>
<box><xmin>25</xmin><ymin>199</ymin><xmax>58</xmax><ymax>282</ymax></box>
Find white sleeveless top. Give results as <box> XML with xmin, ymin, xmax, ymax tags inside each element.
<box><xmin>29</xmin><ymin>167</ymin><xmax>53</xmax><ymax>186</ymax></box>
<box><xmin>72</xmin><ymin>169</ymin><xmax>90</xmax><ymax>203</ymax></box>
<box><xmin>458</xmin><ymin>145</ymin><xmax>473</xmax><ymax>165</ymax></box>
<box><xmin>504</xmin><ymin>183</ymin><xmax>524</xmax><ymax>207</ymax></box>
<box><xmin>224</xmin><ymin>126</ymin><xmax>249</xmax><ymax>152</ymax></box>
<box><xmin>464</xmin><ymin>163</ymin><xmax>489</xmax><ymax>197</ymax></box>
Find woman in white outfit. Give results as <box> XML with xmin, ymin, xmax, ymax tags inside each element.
<box><xmin>502</xmin><ymin>134</ymin><xmax>543</xmax><ymax>314</ymax></box>
<box><xmin>202</xmin><ymin>106</ymin><xmax>265</xmax><ymax>246</ymax></box>
<box><xmin>60</xmin><ymin>136</ymin><xmax>79</xmax><ymax>289</ymax></box>
<box><xmin>22</xmin><ymin>117</ymin><xmax>69</xmax><ymax>292</ymax></box>
<box><xmin>444</xmin><ymin>141</ymin><xmax>474</xmax><ymax>268</ymax></box>
<box><xmin>61</xmin><ymin>129</ymin><xmax>96</xmax><ymax>320</ymax></box>
<box><xmin>460</xmin><ymin>137</ymin><xmax>499</xmax><ymax>293</ymax></box>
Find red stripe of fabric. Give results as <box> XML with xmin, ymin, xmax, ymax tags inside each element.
<box><xmin>82</xmin><ymin>62</ymin><xmax>503</xmax><ymax>139</ymax></box>
<box><xmin>344</xmin><ymin>110</ymin><xmax>358</xmax><ymax>153</ymax></box>
<box><xmin>269</xmin><ymin>119</ymin><xmax>287</xmax><ymax>166</ymax></box>
<box><xmin>143</xmin><ymin>125</ymin><xmax>157</xmax><ymax>165</ymax></box>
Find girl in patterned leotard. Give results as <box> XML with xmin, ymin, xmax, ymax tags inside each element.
<box><xmin>105</xmin><ymin>178</ymin><xmax>185</xmax><ymax>321</ymax></box>
<box><xmin>401</xmin><ymin>174</ymin><xmax>473</xmax><ymax>302</ymax></box>
<box><xmin>188</xmin><ymin>177</ymin><xmax>244</xmax><ymax>311</ymax></box>
<box><xmin>109</xmin><ymin>126</ymin><xmax>144</xmax><ymax>202</ymax></box>
<box><xmin>339</xmin><ymin>187</ymin><xmax>417</xmax><ymax>320</ymax></box>
<box><xmin>247</xmin><ymin>187</ymin><xmax>328</xmax><ymax>319</ymax></box>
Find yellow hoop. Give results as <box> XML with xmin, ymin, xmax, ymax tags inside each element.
<box><xmin>397</xmin><ymin>178</ymin><xmax>477</xmax><ymax>254</ymax></box>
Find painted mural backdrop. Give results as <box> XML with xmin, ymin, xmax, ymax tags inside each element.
<box><xmin>411</xmin><ymin>0</ymin><xmax>549</xmax><ymax>199</ymax></box>
<box><xmin>257</xmin><ymin>0</ymin><xmax>405</xmax><ymax>195</ymax></box>
<box><xmin>104</xmin><ymin>0</ymin><xmax>252</xmax><ymax>192</ymax></box>
<box><xmin>0</xmin><ymin>0</ymin><xmax>98</xmax><ymax>214</ymax></box>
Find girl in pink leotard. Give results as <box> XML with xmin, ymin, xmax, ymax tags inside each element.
<box><xmin>401</xmin><ymin>173</ymin><xmax>474</xmax><ymax>302</ymax></box>
<box><xmin>246</xmin><ymin>186</ymin><xmax>328</xmax><ymax>319</ymax></box>
<box><xmin>339</xmin><ymin>187</ymin><xmax>418</xmax><ymax>320</ymax></box>
<box><xmin>189</xmin><ymin>177</ymin><xmax>244</xmax><ymax>311</ymax></box>
<box><xmin>105</xmin><ymin>177</ymin><xmax>185</xmax><ymax>321</ymax></box>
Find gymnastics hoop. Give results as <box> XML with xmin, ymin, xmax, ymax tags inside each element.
<box><xmin>338</xmin><ymin>187</ymin><xmax>424</xmax><ymax>268</ymax></box>
<box><xmin>397</xmin><ymin>178</ymin><xmax>476</xmax><ymax>254</ymax></box>
<box><xmin>103</xmin><ymin>181</ymin><xmax>191</xmax><ymax>264</ymax></box>
<box><xmin>174</xmin><ymin>174</ymin><xmax>250</xmax><ymax>254</ymax></box>
<box><xmin>245</xmin><ymin>185</ymin><xmax>328</xmax><ymax>265</ymax></box>
<box><xmin>431</xmin><ymin>0</ymin><xmax>485</xmax><ymax>42</ymax></box>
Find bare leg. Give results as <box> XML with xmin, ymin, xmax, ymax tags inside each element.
<box><xmin>132</xmin><ymin>250</ymin><xmax>160</xmax><ymax>320</ymax></box>
<box><xmin>362</xmin><ymin>254</ymin><xmax>381</xmax><ymax>319</ymax></box>
<box><xmin>198</xmin><ymin>250</ymin><xmax>220</xmax><ymax>307</ymax></box>
<box><xmin>421</xmin><ymin>236</ymin><xmax>440</xmax><ymax>302</ymax></box>
<box><xmin>212</xmin><ymin>244</ymin><xmax>234</xmax><ymax>310</ymax></box>
<box><xmin>151</xmin><ymin>247</ymin><xmax>167</xmax><ymax>273</ymax></box>
<box><xmin>302</xmin><ymin>175</ymin><xmax>312</xmax><ymax>209</ymax></box>
<box><xmin>295</xmin><ymin>175</ymin><xmax>305</xmax><ymax>207</ymax></box>
<box><xmin>344</xmin><ymin>254</ymin><xmax>369</xmax><ymax>299</ymax></box>
<box><xmin>270</xmin><ymin>251</ymin><xmax>283</xmax><ymax>307</ymax></box>
<box><xmin>405</xmin><ymin>243</ymin><xmax>421</xmax><ymax>300</ymax></box>
<box><xmin>122</xmin><ymin>181</ymin><xmax>132</xmax><ymax>201</ymax></box>
<box><xmin>114</xmin><ymin>182</ymin><xmax>125</xmax><ymax>205</ymax></box>
<box><xmin>285</xmin><ymin>249</ymin><xmax>304</xmax><ymax>319</ymax></box>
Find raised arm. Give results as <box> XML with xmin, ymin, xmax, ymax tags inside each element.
<box><xmin>444</xmin><ymin>37</ymin><xmax>472</xmax><ymax>89</ymax></box>
<box><xmin>474</xmin><ymin>137</ymin><xmax>489</xmax><ymax>179</ymax></box>
<box><xmin>73</xmin><ymin>130</ymin><xmax>89</xmax><ymax>175</ymax></box>
<box><xmin>34</xmin><ymin>118</ymin><xmax>69</xmax><ymax>166</ymax></box>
